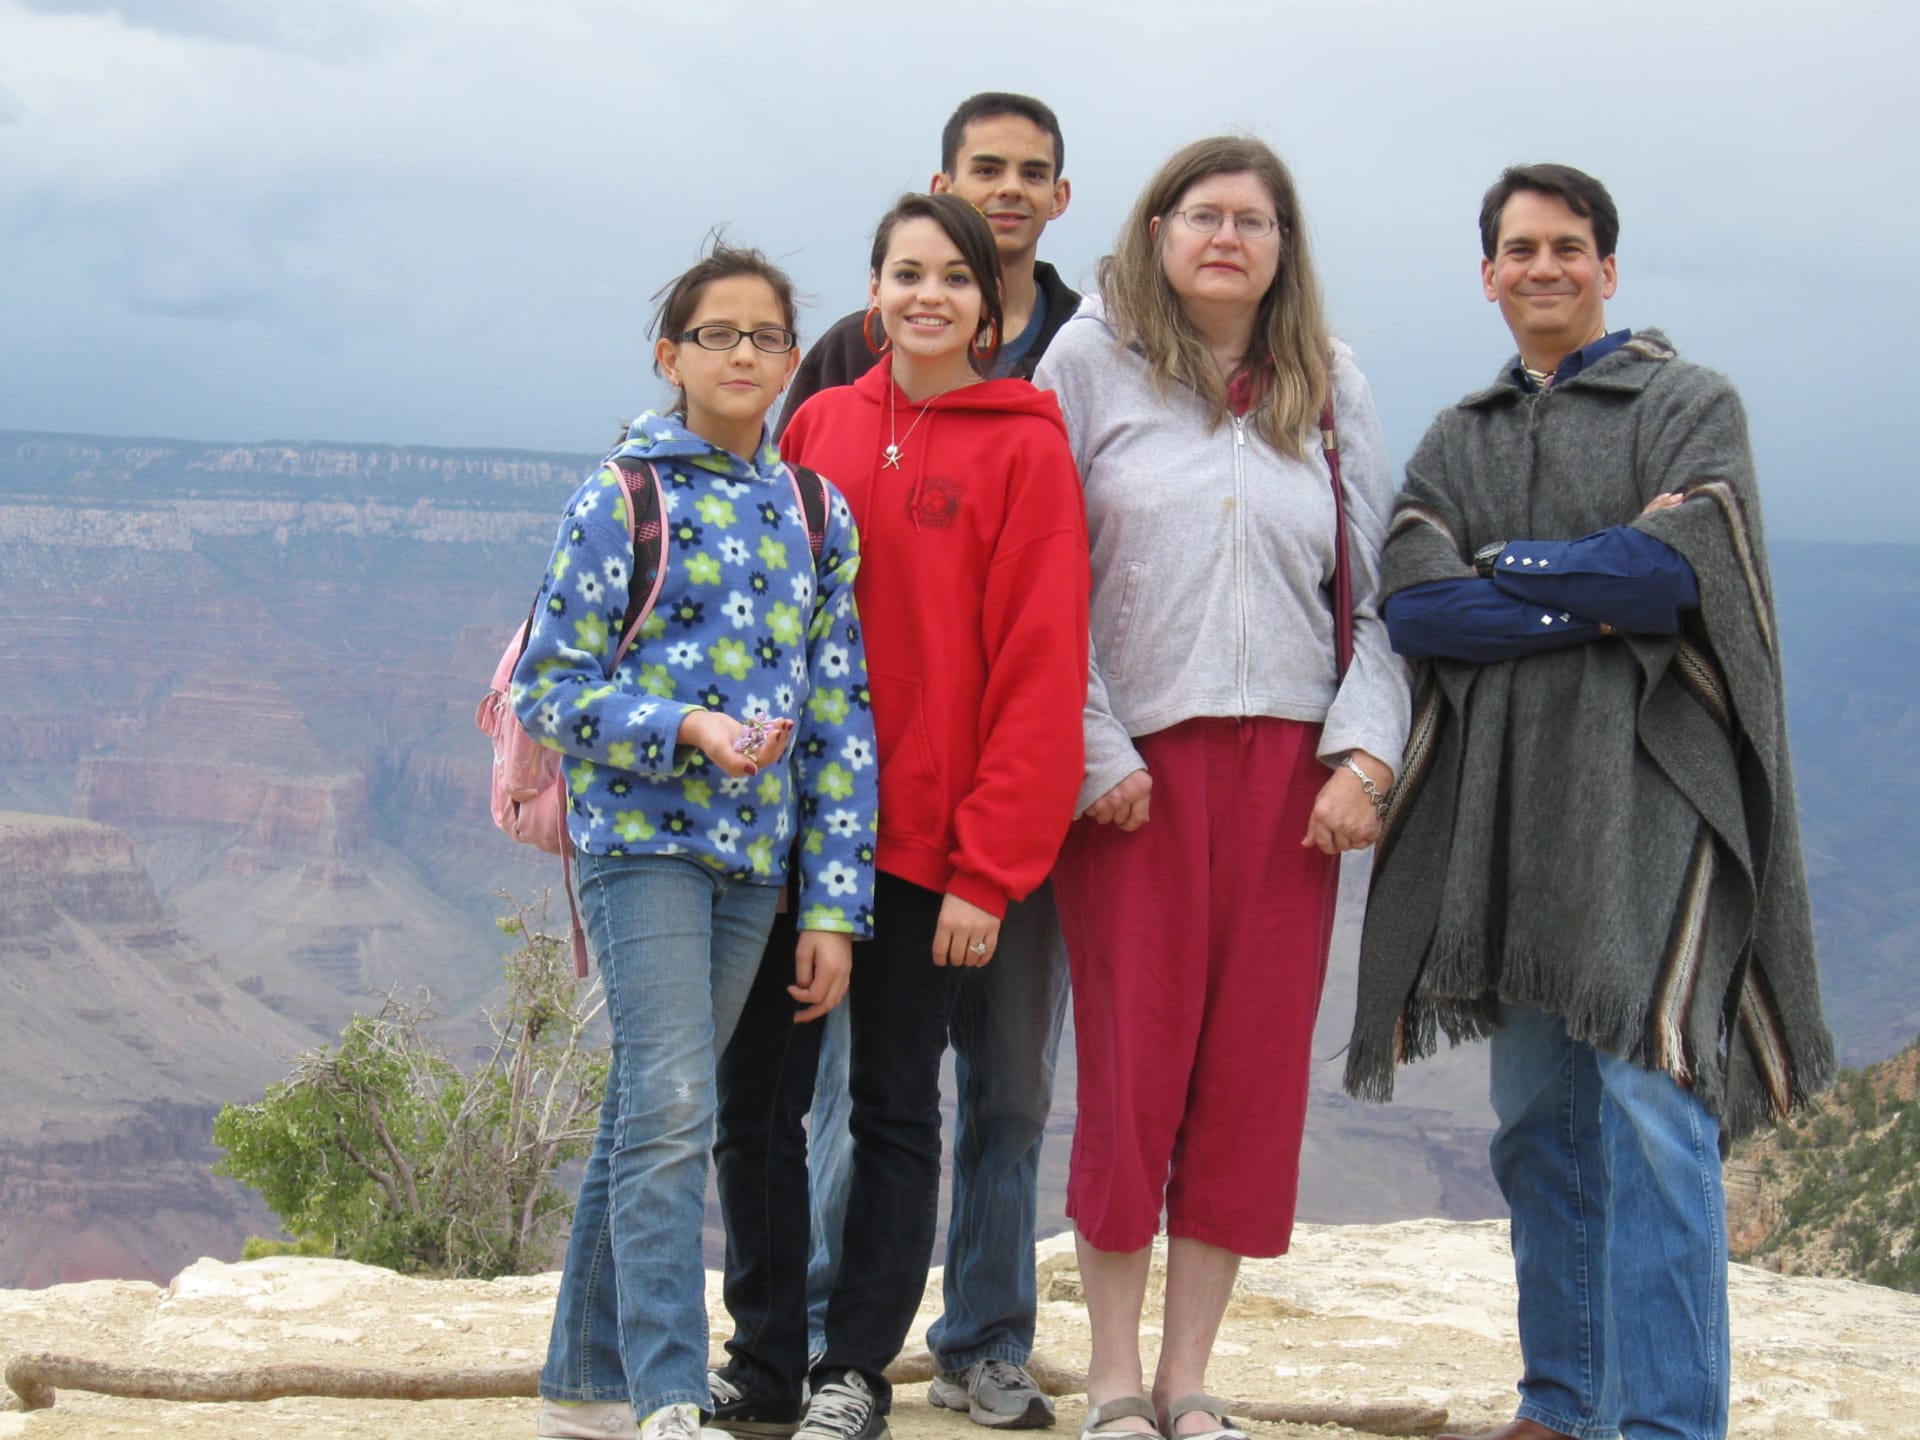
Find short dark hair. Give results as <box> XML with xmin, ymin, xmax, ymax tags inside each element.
<box><xmin>868</xmin><ymin>192</ymin><xmax>1007</xmax><ymax>374</ymax></box>
<box><xmin>647</xmin><ymin>234</ymin><xmax>798</xmax><ymax>408</ymax></box>
<box><xmin>940</xmin><ymin>91</ymin><xmax>1065</xmax><ymax>178</ymax></box>
<box><xmin>1479</xmin><ymin>163</ymin><xmax>1619</xmax><ymax>260</ymax></box>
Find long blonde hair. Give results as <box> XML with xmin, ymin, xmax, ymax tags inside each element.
<box><xmin>1097</xmin><ymin>136</ymin><xmax>1330</xmax><ymax>459</ymax></box>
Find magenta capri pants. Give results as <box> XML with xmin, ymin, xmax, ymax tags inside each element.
<box><xmin>1052</xmin><ymin>716</ymin><xmax>1339</xmax><ymax>1258</ymax></box>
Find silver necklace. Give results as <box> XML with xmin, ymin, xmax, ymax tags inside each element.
<box><xmin>883</xmin><ymin>376</ymin><xmax>975</xmax><ymax>469</ymax></box>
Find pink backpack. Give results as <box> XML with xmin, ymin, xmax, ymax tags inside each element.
<box><xmin>476</xmin><ymin>463</ymin><xmax>664</xmax><ymax>975</ymax></box>
<box><xmin>477</xmin><ymin>457</ymin><xmax>829</xmax><ymax>976</ymax></box>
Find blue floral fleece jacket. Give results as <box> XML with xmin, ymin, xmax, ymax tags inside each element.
<box><xmin>511</xmin><ymin>413</ymin><xmax>878</xmax><ymax>938</ymax></box>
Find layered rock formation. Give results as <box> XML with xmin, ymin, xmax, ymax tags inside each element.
<box><xmin>0</xmin><ymin>814</ymin><xmax>314</xmax><ymax>1287</ymax></box>
<box><xmin>0</xmin><ymin>436</ymin><xmax>582</xmax><ymax>1287</ymax></box>
<box><xmin>77</xmin><ymin>682</ymin><xmax>368</xmax><ymax>850</ymax></box>
<box><xmin>3</xmin><ymin>429</ymin><xmax>1917</xmax><ymax>1290</ymax></box>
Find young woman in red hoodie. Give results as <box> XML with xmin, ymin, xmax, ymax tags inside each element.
<box><xmin>710</xmin><ymin>193</ymin><xmax>1090</xmax><ymax>1440</ymax></box>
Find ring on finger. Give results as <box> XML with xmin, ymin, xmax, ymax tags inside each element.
<box><xmin>968</xmin><ymin>939</ymin><xmax>989</xmax><ymax>955</ymax></box>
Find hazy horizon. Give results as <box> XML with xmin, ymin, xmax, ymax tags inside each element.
<box><xmin>2</xmin><ymin>0</ymin><xmax>1913</xmax><ymax>542</ymax></box>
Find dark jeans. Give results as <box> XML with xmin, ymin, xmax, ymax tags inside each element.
<box><xmin>713</xmin><ymin>891</ymin><xmax>821</xmax><ymax>1416</ymax></box>
<box><xmin>714</xmin><ymin>873</ymin><xmax>958</xmax><ymax>1414</ymax></box>
<box><xmin>809</xmin><ymin>886</ymin><xmax>1069</xmax><ymax>1368</ymax></box>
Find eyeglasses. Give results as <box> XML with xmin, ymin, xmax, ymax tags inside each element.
<box><xmin>1169</xmin><ymin>207</ymin><xmax>1281</xmax><ymax>240</ymax></box>
<box><xmin>676</xmin><ymin>324</ymin><xmax>799</xmax><ymax>354</ymax></box>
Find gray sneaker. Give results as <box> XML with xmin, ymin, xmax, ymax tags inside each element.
<box><xmin>927</xmin><ymin>1361</ymin><xmax>1056</xmax><ymax>1429</ymax></box>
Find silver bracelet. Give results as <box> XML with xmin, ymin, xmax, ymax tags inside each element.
<box><xmin>1338</xmin><ymin>753</ymin><xmax>1391</xmax><ymax>818</ymax></box>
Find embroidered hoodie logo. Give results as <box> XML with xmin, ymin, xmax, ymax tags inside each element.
<box><xmin>908</xmin><ymin>474</ymin><xmax>963</xmax><ymax>530</ymax></box>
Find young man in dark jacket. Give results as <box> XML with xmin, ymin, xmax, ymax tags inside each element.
<box><xmin>775</xmin><ymin>90</ymin><xmax>1079</xmax><ymax>430</ymax></box>
<box><xmin>710</xmin><ymin>92</ymin><xmax>1081</xmax><ymax>1440</ymax></box>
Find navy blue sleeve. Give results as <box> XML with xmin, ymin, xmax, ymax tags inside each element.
<box><xmin>1385</xmin><ymin>579</ymin><xmax>1602</xmax><ymax>662</ymax></box>
<box><xmin>1487</xmin><ymin>525</ymin><xmax>1700</xmax><ymax>634</ymax></box>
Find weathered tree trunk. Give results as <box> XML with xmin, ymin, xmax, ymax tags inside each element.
<box><xmin>7</xmin><ymin>1348</ymin><xmax>1448</xmax><ymax>1436</ymax></box>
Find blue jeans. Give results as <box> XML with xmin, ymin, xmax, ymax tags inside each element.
<box><xmin>807</xmin><ymin>884</ymin><xmax>1069</xmax><ymax>1372</ymax></box>
<box><xmin>804</xmin><ymin>1002</ymin><xmax>854</xmax><ymax>1355</ymax></box>
<box><xmin>541</xmin><ymin>851</ymin><xmax>778</xmax><ymax>1416</ymax></box>
<box><xmin>1489</xmin><ymin>1005</ymin><xmax>1729</xmax><ymax>1440</ymax></box>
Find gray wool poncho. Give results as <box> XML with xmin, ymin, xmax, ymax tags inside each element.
<box><xmin>1344</xmin><ymin>331</ymin><xmax>1833</xmax><ymax>1140</ymax></box>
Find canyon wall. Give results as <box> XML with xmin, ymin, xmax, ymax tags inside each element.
<box><xmin>0</xmin><ymin>814</ymin><xmax>312</xmax><ymax>1286</ymax></box>
<box><xmin>2</xmin><ymin>429</ymin><xmax>1915</xmax><ymax>1287</ymax></box>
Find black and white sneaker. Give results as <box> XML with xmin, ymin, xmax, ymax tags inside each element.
<box><xmin>794</xmin><ymin>1371</ymin><xmax>889</xmax><ymax>1440</ymax></box>
<box><xmin>708</xmin><ymin>1369</ymin><xmax>803</xmax><ymax>1439</ymax></box>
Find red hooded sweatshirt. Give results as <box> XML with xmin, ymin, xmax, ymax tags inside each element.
<box><xmin>782</xmin><ymin>356</ymin><xmax>1090</xmax><ymax>918</ymax></box>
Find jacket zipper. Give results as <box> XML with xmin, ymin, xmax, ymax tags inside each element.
<box><xmin>1232</xmin><ymin>415</ymin><xmax>1249</xmax><ymax>710</ymax></box>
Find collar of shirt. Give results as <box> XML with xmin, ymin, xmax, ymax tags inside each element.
<box><xmin>1512</xmin><ymin>328</ymin><xmax>1634</xmax><ymax>392</ymax></box>
<box><xmin>992</xmin><ymin>287</ymin><xmax>1049</xmax><ymax>377</ymax></box>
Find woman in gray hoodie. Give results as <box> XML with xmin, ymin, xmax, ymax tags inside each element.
<box><xmin>1033</xmin><ymin>136</ymin><xmax>1409</xmax><ymax>1440</ymax></box>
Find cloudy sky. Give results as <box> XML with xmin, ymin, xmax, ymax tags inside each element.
<box><xmin>1</xmin><ymin>0</ymin><xmax>1912</xmax><ymax>540</ymax></box>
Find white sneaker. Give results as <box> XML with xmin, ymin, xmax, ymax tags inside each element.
<box><xmin>538</xmin><ymin>1397</ymin><xmax>640</xmax><ymax>1440</ymax></box>
<box><xmin>641</xmin><ymin>1401</ymin><xmax>736</xmax><ymax>1440</ymax></box>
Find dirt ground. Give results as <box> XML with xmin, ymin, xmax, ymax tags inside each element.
<box><xmin>3</xmin><ymin>1222</ymin><xmax>1917</xmax><ymax>1439</ymax></box>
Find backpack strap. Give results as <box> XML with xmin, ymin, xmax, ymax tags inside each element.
<box><xmin>1320</xmin><ymin>398</ymin><xmax>1354</xmax><ymax>680</ymax></box>
<box><xmin>611</xmin><ymin>458</ymin><xmax>669</xmax><ymax>661</ymax></box>
<box><xmin>561</xmin><ymin>457</ymin><xmax>665</xmax><ymax>979</ymax></box>
<box><xmin>788</xmin><ymin>464</ymin><xmax>829</xmax><ymax>561</ymax></box>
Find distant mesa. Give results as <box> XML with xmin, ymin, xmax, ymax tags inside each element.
<box><xmin>0</xmin><ymin>428</ymin><xmax>594</xmax><ymax>508</ymax></box>
<box><xmin>76</xmin><ymin>680</ymin><xmax>369</xmax><ymax>856</ymax></box>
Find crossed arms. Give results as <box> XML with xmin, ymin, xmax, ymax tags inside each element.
<box><xmin>1385</xmin><ymin>494</ymin><xmax>1699</xmax><ymax>663</ymax></box>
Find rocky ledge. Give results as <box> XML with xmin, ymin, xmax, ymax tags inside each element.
<box><xmin>2</xmin><ymin>1223</ymin><xmax>1916</xmax><ymax>1439</ymax></box>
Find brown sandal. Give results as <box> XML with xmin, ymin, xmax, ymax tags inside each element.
<box><xmin>1080</xmin><ymin>1396</ymin><xmax>1161</xmax><ymax>1440</ymax></box>
<box><xmin>1158</xmin><ymin>1394</ymin><xmax>1248</xmax><ymax>1440</ymax></box>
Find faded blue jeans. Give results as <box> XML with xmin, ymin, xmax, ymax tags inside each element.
<box><xmin>804</xmin><ymin>1001</ymin><xmax>854</xmax><ymax>1355</ymax></box>
<box><xmin>1489</xmin><ymin>1004</ymin><xmax>1730</xmax><ymax>1440</ymax></box>
<box><xmin>806</xmin><ymin>884</ymin><xmax>1070</xmax><ymax>1372</ymax></box>
<box><xmin>541</xmin><ymin>851</ymin><xmax>778</xmax><ymax>1417</ymax></box>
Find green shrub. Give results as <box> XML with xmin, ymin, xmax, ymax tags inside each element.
<box><xmin>214</xmin><ymin>900</ymin><xmax>609</xmax><ymax>1277</ymax></box>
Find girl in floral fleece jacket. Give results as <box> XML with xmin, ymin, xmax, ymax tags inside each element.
<box><xmin>512</xmin><ymin>243</ymin><xmax>876</xmax><ymax>1440</ymax></box>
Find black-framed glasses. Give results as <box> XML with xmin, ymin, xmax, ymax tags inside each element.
<box><xmin>1169</xmin><ymin>207</ymin><xmax>1280</xmax><ymax>240</ymax></box>
<box><xmin>676</xmin><ymin>324</ymin><xmax>799</xmax><ymax>354</ymax></box>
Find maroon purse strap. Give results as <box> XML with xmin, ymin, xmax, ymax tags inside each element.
<box><xmin>1320</xmin><ymin>398</ymin><xmax>1354</xmax><ymax>679</ymax></box>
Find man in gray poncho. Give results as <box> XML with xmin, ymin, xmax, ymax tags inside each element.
<box><xmin>1346</xmin><ymin>164</ymin><xmax>1832</xmax><ymax>1440</ymax></box>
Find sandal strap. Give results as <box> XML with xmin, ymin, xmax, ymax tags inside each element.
<box><xmin>1082</xmin><ymin>1395</ymin><xmax>1160</xmax><ymax>1438</ymax></box>
<box><xmin>1159</xmin><ymin>1394</ymin><xmax>1236</xmax><ymax>1427</ymax></box>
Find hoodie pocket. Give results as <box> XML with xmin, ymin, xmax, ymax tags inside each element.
<box><xmin>1102</xmin><ymin>560</ymin><xmax>1148</xmax><ymax>685</ymax></box>
<box><xmin>869</xmin><ymin>669</ymin><xmax>945</xmax><ymax>848</ymax></box>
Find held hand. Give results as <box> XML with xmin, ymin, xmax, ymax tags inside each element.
<box><xmin>1302</xmin><ymin>749</ymin><xmax>1393</xmax><ymax>856</ymax></box>
<box><xmin>1640</xmin><ymin>490</ymin><xmax>1686</xmax><ymax>517</ymax></box>
<box><xmin>676</xmin><ymin>711</ymin><xmax>795</xmax><ymax>778</ymax></box>
<box><xmin>789</xmin><ymin>929</ymin><xmax>852</xmax><ymax>1023</ymax></box>
<box><xmin>933</xmin><ymin>893</ymin><xmax>1000</xmax><ymax>967</ymax></box>
<box><xmin>1083</xmin><ymin>768</ymin><xmax>1152</xmax><ymax>830</ymax></box>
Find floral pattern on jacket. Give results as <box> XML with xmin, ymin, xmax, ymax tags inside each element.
<box><xmin>511</xmin><ymin>412</ymin><xmax>878</xmax><ymax>936</ymax></box>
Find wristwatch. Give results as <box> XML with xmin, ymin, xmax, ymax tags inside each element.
<box><xmin>1472</xmin><ymin>540</ymin><xmax>1507</xmax><ymax>578</ymax></box>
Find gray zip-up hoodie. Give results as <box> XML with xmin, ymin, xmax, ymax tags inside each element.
<box><xmin>1035</xmin><ymin>297</ymin><xmax>1410</xmax><ymax>812</ymax></box>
